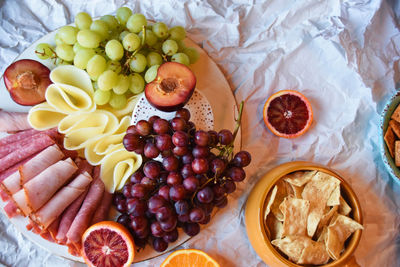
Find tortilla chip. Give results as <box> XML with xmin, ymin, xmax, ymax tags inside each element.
<box><xmin>264</xmin><ymin>185</ymin><xmax>277</xmax><ymax>221</ymax></box>
<box><xmin>271</xmin><ymin>236</ymin><xmax>310</xmax><ymax>263</ymax></box>
<box><xmin>389</xmin><ymin>119</ymin><xmax>400</xmax><ymax>138</ymax></box>
<box><xmin>283</xmin><ymin>170</ymin><xmax>317</xmax><ymax>187</ymax></box>
<box><xmin>280</xmin><ymin>197</ymin><xmax>310</xmax><ymax>237</ymax></box>
<box><xmin>266</xmin><ymin>213</ymin><xmax>283</xmax><ymax>240</ymax></box>
<box><xmin>317</xmin><ymin>226</ymin><xmax>328</xmax><ymax>242</ymax></box>
<box><xmin>396</xmin><ymin>141</ymin><xmax>400</xmax><ymax>167</ymax></box>
<box><xmin>297</xmin><ymin>240</ymin><xmax>330</xmax><ymax>265</ymax></box>
<box><xmin>287</xmin><ymin>183</ymin><xmax>303</xmax><ymax>198</ymax></box>
<box><xmin>391</xmin><ymin>105</ymin><xmax>400</xmax><ymax>123</ymax></box>
<box><xmin>315</xmin><ymin>206</ymin><xmax>338</xmax><ymax>238</ymax></box>
<box><xmin>327</xmin><ymin>185</ymin><xmax>340</xmax><ymax>206</ymax></box>
<box><xmin>339</xmin><ymin>196</ymin><xmax>352</xmax><ymax>216</ymax></box>
<box><xmin>384</xmin><ymin>125</ymin><xmax>396</xmax><ymax>158</ymax></box>
<box><xmin>302</xmin><ymin>172</ymin><xmax>340</xmax><ymax>237</ymax></box>
<box><xmin>283</xmin><ymin>181</ymin><xmax>294</xmax><ymax>197</ymax></box>
<box><xmin>325</xmin><ymin>215</ymin><xmax>363</xmax><ymax>260</ymax></box>
<box><xmin>270</xmin><ymin>180</ymin><xmax>287</xmax><ymax>221</ymax></box>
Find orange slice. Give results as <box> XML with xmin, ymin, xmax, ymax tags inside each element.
<box><xmin>161</xmin><ymin>249</ymin><xmax>220</xmax><ymax>267</ymax></box>
<box><xmin>81</xmin><ymin>221</ymin><xmax>135</xmax><ymax>267</ymax></box>
<box><xmin>263</xmin><ymin>90</ymin><xmax>313</xmax><ymax>138</ymax></box>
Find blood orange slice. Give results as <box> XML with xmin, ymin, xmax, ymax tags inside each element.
<box><xmin>161</xmin><ymin>249</ymin><xmax>220</xmax><ymax>267</ymax></box>
<box><xmin>263</xmin><ymin>90</ymin><xmax>313</xmax><ymax>138</ymax></box>
<box><xmin>81</xmin><ymin>221</ymin><xmax>135</xmax><ymax>267</ymax></box>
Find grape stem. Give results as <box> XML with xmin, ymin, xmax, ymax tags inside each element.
<box><xmin>123</xmin><ymin>26</ymin><xmax>147</xmax><ymax>71</ymax></box>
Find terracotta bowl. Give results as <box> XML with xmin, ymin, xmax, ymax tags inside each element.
<box><xmin>245</xmin><ymin>161</ymin><xmax>363</xmax><ymax>267</ymax></box>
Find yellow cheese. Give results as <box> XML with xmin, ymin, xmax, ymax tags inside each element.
<box><xmin>28</xmin><ymin>102</ymin><xmax>67</xmax><ymax>130</ymax></box>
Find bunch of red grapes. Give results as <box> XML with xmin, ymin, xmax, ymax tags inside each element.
<box><xmin>113</xmin><ymin>107</ymin><xmax>251</xmax><ymax>252</ymax></box>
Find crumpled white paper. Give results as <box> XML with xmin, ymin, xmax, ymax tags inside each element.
<box><xmin>0</xmin><ymin>0</ymin><xmax>399</xmax><ymax>266</ymax></box>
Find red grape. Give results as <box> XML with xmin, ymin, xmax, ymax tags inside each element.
<box><xmin>172</xmin><ymin>131</ymin><xmax>189</xmax><ymax>147</ymax></box>
<box><xmin>189</xmin><ymin>207</ymin><xmax>205</xmax><ymax>222</ymax></box>
<box><xmin>170</xmin><ymin>117</ymin><xmax>187</xmax><ymax>131</ymax></box>
<box><xmin>167</xmin><ymin>171</ymin><xmax>183</xmax><ymax>186</ymax></box>
<box><xmin>172</xmin><ymin>145</ymin><xmax>188</xmax><ymax>156</ymax></box>
<box><xmin>130</xmin><ymin>171</ymin><xmax>144</xmax><ymax>184</ymax></box>
<box><xmin>194</xmin><ymin>130</ymin><xmax>209</xmax><ymax>146</ymax></box>
<box><xmin>158</xmin><ymin>185</ymin><xmax>170</xmax><ymax>201</ymax></box>
<box><xmin>130</xmin><ymin>216</ymin><xmax>148</xmax><ymax>232</ymax></box>
<box><xmin>169</xmin><ymin>185</ymin><xmax>186</xmax><ymax>201</ymax></box>
<box><xmin>218</xmin><ymin>129</ymin><xmax>233</xmax><ymax>145</ymax></box>
<box><xmin>226</xmin><ymin>166</ymin><xmax>246</xmax><ymax>182</ymax></box>
<box><xmin>181</xmin><ymin>164</ymin><xmax>194</xmax><ymax>178</ymax></box>
<box><xmin>144</xmin><ymin>142</ymin><xmax>160</xmax><ymax>158</ymax></box>
<box><xmin>192</xmin><ymin>158</ymin><xmax>209</xmax><ymax>174</ymax></box>
<box><xmin>148</xmin><ymin>195</ymin><xmax>166</xmax><ymax>214</ymax></box>
<box><xmin>208</xmin><ymin>130</ymin><xmax>218</xmax><ymax>146</ymax></box>
<box><xmin>163</xmin><ymin>228</ymin><xmax>178</xmax><ymax>243</ymax></box>
<box><xmin>182</xmin><ymin>176</ymin><xmax>199</xmax><ymax>192</ymax></box>
<box><xmin>199</xmin><ymin>214</ymin><xmax>211</xmax><ymax>225</ymax></box>
<box><xmin>155</xmin><ymin>134</ymin><xmax>173</xmax><ymax>151</ymax></box>
<box><xmin>224</xmin><ymin>180</ymin><xmax>236</xmax><ymax>194</ymax></box>
<box><xmin>123</xmin><ymin>133</ymin><xmax>142</xmax><ymax>151</ymax></box>
<box><xmin>232</xmin><ymin>151</ymin><xmax>252</xmax><ymax>167</ymax></box>
<box><xmin>192</xmin><ymin>146</ymin><xmax>209</xmax><ymax>158</ymax></box>
<box><xmin>127</xmin><ymin>198</ymin><xmax>147</xmax><ymax>216</ymax></box>
<box><xmin>175</xmin><ymin>108</ymin><xmax>190</xmax><ymax>121</ymax></box>
<box><xmin>143</xmin><ymin>161</ymin><xmax>161</xmax><ymax>179</ymax></box>
<box><xmin>151</xmin><ymin>221</ymin><xmax>165</xmax><ymax>237</ymax></box>
<box><xmin>162</xmin><ymin>155</ymin><xmax>179</xmax><ymax>172</ymax></box>
<box><xmin>122</xmin><ymin>183</ymin><xmax>132</xmax><ymax>198</ymax></box>
<box><xmin>153</xmin><ymin>118</ymin><xmax>170</xmax><ymax>134</ymax></box>
<box><xmin>136</xmin><ymin>120</ymin><xmax>151</xmax><ymax>136</ymax></box>
<box><xmin>140</xmin><ymin>177</ymin><xmax>157</xmax><ymax>190</ymax></box>
<box><xmin>174</xmin><ymin>200</ymin><xmax>189</xmax><ymax>215</ymax></box>
<box><xmin>148</xmin><ymin>115</ymin><xmax>160</xmax><ymax>126</ymax></box>
<box><xmin>153</xmin><ymin>237</ymin><xmax>168</xmax><ymax>252</ymax></box>
<box><xmin>126</xmin><ymin>125</ymin><xmax>139</xmax><ymax>135</ymax></box>
<box><xmin>210</xmin><ymin>158</ymin><xmax>226</xmax><ymax>175</ymax></box>
<box><xmin>183</xmin><ymin>222</ymin><xmax>200</xmax><ymax>236</ymax></box>
<box><xmin>116</xmin><ymin>199</ymin><xmax>127</xmax><ymax>213</ymax></box>
<box><xmin>155</xmin><ymin>206</ymin><xmax>174</xmax><ymax>222</ymax></box>
<box><xmin>130</xmin><ymin>184</ymin><xmax>148</xmax><ymax>199</ymax></box>
<box><xmin>196</xmin><ymin>187</ymin><xmax>214</xmax><ymax>204</ymax></box>
<box><xmin>160</xmin><ymin>216</ymin><xmax>177</xmax><ymax>232</ymax></box>
<box><xmin>117</xmin><ymin>214</ymin><xmax>130</xmax><ymax>227</ymax></box>
<box><xmin>215</xmin><ymin>196</ymin><xmax>228</xmax><ymax>208</ymax></box>
<box><xmin>181</xmin><ymin>153</ymin><xmax>194</xmax><ymax>165</ymax></box>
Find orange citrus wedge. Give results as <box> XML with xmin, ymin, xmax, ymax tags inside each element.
<box><xmin>263</xmin><ymin>90</ymin><xmax>313</xmax><ymax>138</ymax></box>
<box><xmin>81</xmin><ymin>221</ymin><xmax>135</xmax><ymax>267</ymax></box>
<box><xmin>161</xmin><ymin>249</ymin><xmax>220</xmax><ymax>267</ymax></box>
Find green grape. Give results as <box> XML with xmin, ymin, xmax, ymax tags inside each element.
<box><xmin>162</xmin><ymin>39</ymin><xmax>178</xmax><ymax>56</ymax></box>
<box><xmin>98</xmin><ymin>70</ymin><xmax>119</xmax><ymax>91</ymax></box>
<box><xmin>90</xmin><ymin>20</ymin><xmax>109</xmax><ymax>40</ymax></box>
<box><xmin>93</xmin><ymin>81</ymin><xmax>99</xmax><ymax>91</ymax></box>
<box><xmin>109</xmin><ymin>92</ymin><xmax>127</xmax><ymax>109</ymax></box>
<box><xmin>55</xmin><ymin>58</ymin><xmax>70</xmax><ymax>66</ymax></box>
<box><xmin>144</xmin><ymin>65</ymin><xmax>159</xmax><ymax>83</ymax></box>
<box><xmin>105</xmin><ymin>40</ymin><xmax>124</xmax><ymax>61</ymax></box>
<box><xmin>152</xmin><ymin>22</ymin><xmax>169</xmax><ymax>39</ymax></box>
<box><xmin>146</xmin><ymin>52</ymin><xmax>163</xmax><ymax>67</ymax></box>
<box><xmin>100</xmin><ymin>15</ymin><xmax>119</xmax><ymax>30</ymax></box>
<box><xmin>171</xmin><ymin>53</ymin><xmax>190</xmax><ymax>66</ymax></box>
<box><xmin>93</xmin><ymin>89</ymin><xmax>111</xmax><ymax>105</ymax></box>
<box><xmin>87</xmin><ymin>55</ymin><xmax>107</xmax><ymax>79</ymax></box>
<box><xmin>107</xmin><ymin>61</ymin><xmax>122</xmax><ymax>73</ymax></box>
<box><xmin>75</xmin><ymin>12</ymin><xmax>92</xmax><ymax>30</ymax></box>
<box><xmin>176</xmin><ymin>40</ymin><xmax>186</xmax><ymax>52</ymax></box>
<box><xmin>169</xmin><ymin>26</ymin><xmax>186</xmax><ymax>41</ymax></box>
<box><xmin>129</xmin><ymin>53</ymin><xmax>147</xmax><ymax>73</ymax></box>
<box><xmin>35</xmin><ymin>43</ymin><xmax>54</xmax><ymax>60</ymax></box>
<box><xmin>122</xmin><ymin>33</ymin><xmax>140</xmax><ymax>52</ymax></box>
<box><xmin>55</xmin><ymin>33</ymin><xmax>64</xmax><ymax>46</ymax></box>
<box><xmin>58</xmin><ymin>26</ymin><xmax>78</xmax><ymax>45</ymax></box>
<box><xmin>119</xmin><ymin>30</ymin><xmax>130</xmax><ymax>41</ymax></box>
<box><xmin>139</xmin><ymin>29</ymin><xmax>158</xmax><ymax>46</ymax></box>
<box><xmin>73</xmin><ymin>42</ymin><xmax>84</xmax><ymax>54</ymax></box>
<box><xmin>126</xmin><ymin>13</ymin><xmax>147</xmax><ymax>33</ymax></box>
<box><xmin>73</xmin><ymin>48</ymin><xmax>95</xmax><ymax>69</ymax></box>
<box><xmin>129</xmin><ymin>73</ymin><xmax>145</xmax><ymax>94</ymax></box>
<box><xmin>56</xmin><ymin>44</ymin><xmax>75</xmax><ymax>61</ymax></box>
<box><xmin>77</xmin><ymin>29</ymin><xmax>101</xmax><ymax>48</ymax></box>
<box><xmin>113</xmin><ymin>75</ymin><xmax>130</xmax><ymax>95</ymax></box>
<box><xmin>183</xmin><ymin>47</ymin><xmax>200</xmax><ymax>64</ymax></box>
<box><xmin>116</xmin><ymin>7</ymin><xmax>132</xmax><ymax>26</ymax></box>
<box><xmin>152</xmin><ymin>42</ymin><xmax>163</xmax><ymax>53</ymax></box>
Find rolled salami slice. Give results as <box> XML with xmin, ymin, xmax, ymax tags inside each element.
<box><xmin>0</xmin><ymin>133</ymin><xmax>55</xmax><ymax>173</ymax></box>
<box><xmin>1</xmin><ymin>145</ymin><xmax>64</xmax><ymax>196</ymax></box>
<box><xmin>0</xmin><ymin>110</ymin><xmax>31</xmax><ymax>132</ymax></box>
<box><xmin>0</xmin><ymin>128</ymin><xmax>38</xmax><ymax>147</ymax></box>
<box><xmin>90</xmin><ymin>190</ymin><xmax>112</xmax><ymax>225</ymax></box>
<box><xmin>0</xmin><ymin>188</ymin><xmax>10</xmax><ymax>201</ymax></box>
<box><xmin>32</xmin><ymin>172</ymin><xmax>93</xmax><ymax>229</ymax></box>
<box><xmin>12</xmin><ymin>158</ymin><xmax>78</xmax><ymax>216</ymax></box>
<box><xmin>66</xmin><ymin>169</ymin><xmax>104</xmax><ymax>252</ymax></box>
<box><xmin>0</xmin><ymin>150</ymin><xmax>39</xmax><ymax>182</ymax></box>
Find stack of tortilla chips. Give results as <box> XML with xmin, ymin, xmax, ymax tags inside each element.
<box><xmin>384</xmin><ymin>106</ymin><xmax>400</xmax><ymax>166</ymax></box>
<box><xmin>264</xmin><ymin>171</ymin><xmax>363</xmax><ymax>265</ymax></box>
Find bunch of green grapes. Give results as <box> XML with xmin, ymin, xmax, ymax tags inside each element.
<box><xmin>35</xmin><ymin>7</ymin><xmax>200</xmax><ymax>110</ymax></box>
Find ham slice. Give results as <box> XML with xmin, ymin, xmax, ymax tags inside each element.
<box><xmin>0</xmin><ymin>110</ymin><xmax>31</xmax><ymax>132</ymax></box>
<box><xmin>0</xmin><ymin>133</ymin><xmax>55</xmax><ymax>173</ymax></box>
<box><xmin>32</xmin><ymin>172</ymin><xmax>93</xmax><ymax>229</ymax></box>
<box><xmin>0</xmin><ymin>128</ymin><xmax>38</xmax><ymax>147</ymax></box>
<box><xmin>0</xmin><ymin>151</ymin><xmax>38</xmax><ymax>183</ymax></box>
<box><xmin>66</xmin><ymin>168</ymin><xmax>104</xmax><ymax>253</ymax></box>
<box><xmin>1</xmin><ymin>145</ymin><xmax>64</xmax><ymax>196</ymax></box>
<box><xmin>12</xmin><ymin>158</ymin><xmax>78</xmax><ymax>216</ymax></box>
<box><xmin>91</xmin><ymin>190</ymin><xmax>112</xmax><ymax>225</ymax></box>
<box><xmin>3</xmin><ymin>201</ymin><xmax>19</xmax><ymax>218</ymax></box>
<box><xmin>47</xmin><ymin>217</ymin><xmax>61</xmax><ymax>241</ymax></box>
<box><xmin>0</xmin><ymin>188</ymin><xmax>10</xmax><ymax>201</ymax></box>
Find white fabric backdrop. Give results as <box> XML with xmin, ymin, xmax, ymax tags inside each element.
<box><xmin>0</xmin><ymin>0</ymin><xmax>399</xmax><ymax>266</ymax></box>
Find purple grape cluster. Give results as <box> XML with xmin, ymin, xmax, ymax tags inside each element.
<box><xmin>113</xmin><ymin>107</ymin><xmax>251</xmax><ymax>252</ymax></box>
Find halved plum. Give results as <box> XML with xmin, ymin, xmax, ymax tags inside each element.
<box><xmin>145</xmin><ymin>62</ymin><xmax>196</xmax><ymax>112</ymax></box>
<box><xmin>3</xmin><ymin>59</ymin><xmax>52</xmax><ymax>106</ymax></box>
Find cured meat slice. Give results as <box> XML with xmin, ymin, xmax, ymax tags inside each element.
<box><xmin>0</xmin><ymin>110</ymin><xmax>31</xmax><ymax>132</ymax></box>
<box><xmin>32</xmin><ymin>172</ymin><xmax>93</xmax><ymax>229</ymax></box>
<box><xmin>0</xmin><ymin>128</ymin><xmax>38</xmax><ymax>146</ymax></box>
<box><xmin>12</xmin><ymin>158</ymin><xmax>78</xmax><ymax>216</ymax></box>
<box><xmin>66</xmin><ymin>168</ymin><xmax>104</xmax><ymax>253</ymax></box>
<box><xmin>0</xmin><ymin>151</ymin><xmax>38</xmax><ymax>182</ymax></box>
<box><xmin>0</xmin><ymin>133</ymin><xmax>55</xmax><ymax>173</ymax></box>
<box><xmin>1</xmin><ymin>145</ymin><xmax>64</xmax><ymax>196</ymax></box>
<box><xmin>47</xmin><ymin>217</ymin><xmax>60</xmax><ymax>241</ymax></box>
<box><xmin>3</xmin><ymin>201</ymin><xmax>19</xmax><ymax>218</ymax></box>
<box><xmin>91</xmin><ymin>190</ymin><xmax>112</xmax><ymax>225</ymax></box>
<box><xmin>0</xmin><ymin>188</ymin><xmax>10</xmax><ymax>201</ymax></box>
<box><xmin>75</xmin><ymin>158</ymin><xmax>94</xmax><ymax>176</ymax></box>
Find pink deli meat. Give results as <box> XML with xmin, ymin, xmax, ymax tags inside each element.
<box><xmin>32</xmin><ymin>172</ymin><xmax>93</xmax><ymax>229</ymax></box>
<box><xmin>0</xmin><ymin>110</ymin><xmax>31</xmax><ymax>132</ymax></box>
<box><xmin>91</xmin><ymin>190</ymin><xmax>112</xmax><ymax>225</ymax></box>
<box><xmin>12</xmin><ymin>158</ymin><xmax>78</xmax><ymax>216</ymax></box>
<box><xmin>0</xmin><ymin>128</ymin><xmax>38</xmax><ymax>147</ymax></box>
<box><xmin>3</xmin><ymin>201</ymin><xmax>18</xmax><ymax>218</ymax></box>
<box><xmin>0</xmin><ymin>133</ymin><xmax>55</xmax><ymax>173</ymax></box>
<box><xmin>66</xmin><ymin>168</ymin><xmax>104</xmax><ymax>252</ymax></box>
<box><xmin>1</xmin><ymin>145</ymin><xmax>64</xmax><ymax>196</ymax></box>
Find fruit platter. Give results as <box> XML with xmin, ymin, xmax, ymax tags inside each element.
<box><xmin>0</xmin><ymin>6</ymin><xmax>251</xmax><ymax>266</ymax></box>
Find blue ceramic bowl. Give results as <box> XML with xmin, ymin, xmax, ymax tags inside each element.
<box><xmin>380</xmin><ymin>90</ymin><xmax>400</xmax><ymax>186</ymax></box>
